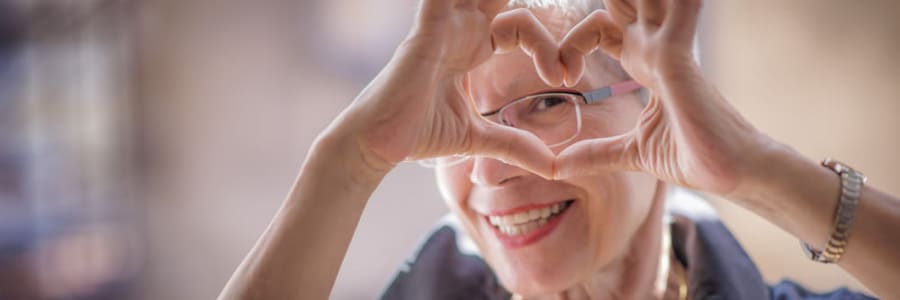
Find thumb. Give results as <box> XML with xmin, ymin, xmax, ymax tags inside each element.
<box><xmin>554</xmin><ymin>132</ymin><xmax>637</xmax><ymax>179</ymax></box>
<box><xmin>470</xmin><ymin>120</ymin><xmax>556</xmax><ymax>179</ymax></box>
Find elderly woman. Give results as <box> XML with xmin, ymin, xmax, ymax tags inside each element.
<box><xmin>219</xmin><ymin>0</ymin><xmax>900</xmax><ymax>299</ymax></box>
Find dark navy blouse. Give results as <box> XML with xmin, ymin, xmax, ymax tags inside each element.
<box><xmin>381</xmin><ymin>192</ymin><xmax>876</xmax><ymax>300</ymax></box>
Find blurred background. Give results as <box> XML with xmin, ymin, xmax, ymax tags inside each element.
<box><xmin>0</xmin><ymin>0</ymin><xmax>898</xmax><ymax>299</ymax></box>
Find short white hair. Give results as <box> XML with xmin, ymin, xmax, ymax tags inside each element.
<box><xmin>506</xmin><ymin>0</ymin><xmax>604</xmax><ymax>15</ymax></box>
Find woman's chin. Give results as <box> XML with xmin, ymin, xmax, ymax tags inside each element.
<box><xmin>476</xmin><ymin>211</ymin><xmax>593</xmax><ymax>296</ymax></box>
<box><xmin>500</xmin><ymin>275</ymin><xmax>571</xmax><ymax>298</ymax></box>
<box><xmin>491</xmin><ymin>257</ymin><xmax>583</xmax><ymax>297</ymax></box>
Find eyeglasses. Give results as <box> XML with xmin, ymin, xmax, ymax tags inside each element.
<box><xmin>420</xmin><ymin>80</ymin><xmax>643</xmax><ymax>167</ymax></box>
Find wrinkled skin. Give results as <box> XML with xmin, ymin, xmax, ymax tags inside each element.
<box><xmin>219</xmin><ymin>0</ymin><xmax>900</xmax><ymax>299</ymax></box>
<box><xmin>436</xmin><ymin>8</ymin><xmax>658</xmax><ymax>296</ymax></box>
<box><xmin>352</xmin><ymin>0</ymin><xmax>559</xmax><ymax>178</ymax></box>
<box><xmin>555</xmin><ymin>0</ymin><xmax>767</xmax><ymax>197</ymax></box>
<box><xmin>351</xmin><ymin>0</ymin><xmax>767</xmax><ymax>296</ymax></box>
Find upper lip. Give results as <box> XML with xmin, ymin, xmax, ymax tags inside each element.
<box><xmin>476</xmin><ymin>199</ymin><xmax>573</xmax><ymax>216</ymax></box>
<box><xmin>469</xmin><ymin>179</ymin><xmax>579</xmax><ymax>217</ymax></box>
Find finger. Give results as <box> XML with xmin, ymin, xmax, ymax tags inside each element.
<box><xmin>638</xmin><ymin>0</ymin><xmax>668</xmax><ymax>25</ymax></box>
<box><xmin>470</xmin><ymin>120</ymin><xmax>556</xmax><ymax>179</ymax></box>
<box><xmin>661</xmin><ymin>0</ymin><xmax>702</xmax><ymax>43</ymax></box>
<box><xmin>478</xmin><ymin>0</ymin><xmax>509</xmax><ymax>20</ymax></box>
<box><xmin>559</xmin><ymin>10</ymin><xmax>623</xmax><ymax>87</ymax></box>
<box><xmin>603</xmin><ymin>0</ymin><xmax>638</xmax><ymax>27</ymax></box>
<box><xmin>454</xmin><ymin>0</ymin><xmax>482</xmax><ymax>12</ymax></box>
<box><xmin>491</xmin><ymin>9</ymin><xmax>564</xmax><ymax>86</ymax></box>
<box><xmin>554</xmin><ymin>133</ymin><xmax>637</xmax><ymax>179</ymax></box>
<box><xmin>491</xmin><ymin>8</ymin><xmax>565</xmax><ymax>86</ymax></box>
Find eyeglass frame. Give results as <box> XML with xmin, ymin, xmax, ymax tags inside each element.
<box><xmin>420</xmin><ymin>79</ymin><xmax>643</xmax><ymax>167</ymax></box>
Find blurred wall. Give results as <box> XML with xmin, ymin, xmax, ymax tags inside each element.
<box><xmin>132</xmin><ymin>1</ymin><xmax>446</xmax><ymax>299</ymax></box>
<box><xmin>130</xmin><ymin>0</ymin><xmax>899</xmax><ymax>299</ymax></box>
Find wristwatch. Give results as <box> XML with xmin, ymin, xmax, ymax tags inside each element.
<box><xmin>801</xmin><ymin>158</ymin><xmax>867</xmax><ymax>264</ymax></box>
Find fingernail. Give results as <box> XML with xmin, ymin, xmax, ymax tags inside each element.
<box><xmin>549</xmin><ymin>70</ymin><xmax>563</xmax><ymax>87</ymax></box>
<box><xmin>563</xmin><ymin>73</ymin><xmax>576</xmax><ymax>87</ymax></box>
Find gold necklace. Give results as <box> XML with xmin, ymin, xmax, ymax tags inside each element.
<box><xmin>659</xmin><ymin>216</ymin><xmax>688</xmax><ymax>300</ymax></box>
<box><xmin>669</xmin><ymin>248</ymin><xmax>688</xmax><ymax>300</ymax></box>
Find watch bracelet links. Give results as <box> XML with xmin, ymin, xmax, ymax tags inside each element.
<box><xmin>802</xmin><ymin>160</ymin><xmax>865</xmax><ymax>263</ymax></box>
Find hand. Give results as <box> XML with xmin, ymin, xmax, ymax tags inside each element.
<box><xmin>340</xmin><ymin>0</ymin><xmax>566</xmax><ymax>178</ymax></box>
<box><xmin>555</xmin><ymin>0</ymin><xmax>772</xmax><ymax>195</ymax></box>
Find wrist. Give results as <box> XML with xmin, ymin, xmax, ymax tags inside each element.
<box><xmin>727</xmin><ymin>140</ymin><xmax>841</xmax><ymax>238</ymax></box>
<box><xmin>340</xmin><ymin>45</ymin><xmax>448</xmax><ymax>166</ymax></box>
<box><xmin>652</xmin><ymin>58</ymin><xmax>703</xmax><ymax>89</ymax></box>
<box><xmin>310</xmin><ymin>127</ymin><xmax>394</xmax><ymax>188</ymax></box>
<box><xmin>396</xmin><ymin>36</ymin><xmax>454</xmax><ymax>75</ymax></box>
<box><xmin>726</xmin><ymin>139</ymin><xmax>798</xmax><ymax>206</ymax></box>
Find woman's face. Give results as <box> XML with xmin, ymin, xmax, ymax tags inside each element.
<box><xmin>434</xmin><ymin>9</ymin><xmax>658</xmax><ymax>296</ymax></box>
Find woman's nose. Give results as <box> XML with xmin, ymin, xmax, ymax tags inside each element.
<box><xmin>469</xmin><ymin>156</ymin><xmax>529</xmax><ymax>186</ymax></box>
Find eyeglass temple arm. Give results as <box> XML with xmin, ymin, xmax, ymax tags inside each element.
<box><xmin>584</xmin><ymin>80</ymin><xmax>643</xmax><ymax>104</ymax></box>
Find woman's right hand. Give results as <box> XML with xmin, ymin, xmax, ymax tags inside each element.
<box><xmin>222</xmin><ymin>4</ymin><xmax>590</xmax><ymax>299</ymax></box>
<box><xmin>333</xmin><ymin>0</ymin><xmax>564</xmax><ymax>178</ymax></box>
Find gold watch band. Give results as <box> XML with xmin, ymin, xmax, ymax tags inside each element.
<box><xmin>801</xmin><ymin>158</ymin><xmax>867</xmax><ymax>264</ymax></box>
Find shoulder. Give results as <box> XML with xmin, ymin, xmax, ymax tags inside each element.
<box><xmin>382</xmin><ymin>189</ymin><xmax>877</xmax><ymax>300</ymax></box>
<box><xmin>379</xmin><ymin>216</ymin><xmax>510</xmax><ymax>300</ymax></box>
<box><xmin>667</xmin><ymin>188</ymin><xmax>877</xmax><ymax>300</ymax></box>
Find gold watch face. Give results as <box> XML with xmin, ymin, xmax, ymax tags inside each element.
<box><xmin>821</xmin><ymin>158</ymin><xmax>867</xmax><ymax>183</ymax></box>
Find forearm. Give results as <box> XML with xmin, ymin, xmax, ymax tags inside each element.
<box><xmin>729</xmin><ymin>141</ymin><xmax>900</xmax><ymax>298</ymax></box>
<box><xmin>219</xmin><ymin>130</ymin><xmax>390</xmax><ymax>300</ymax></box>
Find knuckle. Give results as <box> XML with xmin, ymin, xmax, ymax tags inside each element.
<box><xmin>587</xmin><ymin>10</ymin><xmax>610</xmax><ymax>22</ymax></box>
<box><xmin>680</xmin><ymin>0</ymin><xmax>702</xmax><ymax>11</ymax></box>
<box><xmin>507</xmin><ymin>7</ymin><xmax>531</xmax><ymax>20</ymax></box>
<box><xmin>559</xmin><ymin>38</ymin><xmax>588</xmax><ymax>56</ymax></box>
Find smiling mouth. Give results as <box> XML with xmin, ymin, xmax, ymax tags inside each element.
<box><xmin>486</xmin><ymin>199</ymin><xmax>575</xmax><ymax>236</ymax></box>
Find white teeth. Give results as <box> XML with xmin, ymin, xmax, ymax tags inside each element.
<box><xmin>513</xmin><ymin>212</ymin><xmax>528</xmax><ymax>223</ymax></box>
<box><xmin>487</xmin><ymin>201</ymin><xmax>571</xmax><ymax>236</ymax></box>
<box><xmin>505</xmin><ymin>227</ymin><xmax>515</xmax><ymax>236</ymax></box>
<box><xmin>540</xmin><ymin>207</ymin><xmax>551</xmax><ymax>218</ymax></box>
<box><xmin>524</xmin><ymin>222</ymin><xmax>537</xmax><ymax>232</ymax></box>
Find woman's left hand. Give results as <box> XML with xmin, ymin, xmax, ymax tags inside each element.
<box><xmin>553</xmin><ymin>0</ymin><xmax>773</xmax><ymax>196</ymax></box>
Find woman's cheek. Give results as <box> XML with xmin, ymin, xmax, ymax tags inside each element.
<box><xmin>435</xmin><ymin>163</ymin><xmax>473</xmax><ymax>210</ymax></box>
<box><xmin>580</xmin><ymin>97</ymin><xmax>645</xmax><ymax>137</ymax></box>
<box><xmin>435</xmin><ymin>164</ymin><xmax>493</xmax><ymax>251</ymax></box>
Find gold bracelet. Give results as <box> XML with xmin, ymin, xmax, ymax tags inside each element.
<box><xmin>801</xmin><ymin>158</ymin><xmax>866</xmax><ymax>264</ymax></box>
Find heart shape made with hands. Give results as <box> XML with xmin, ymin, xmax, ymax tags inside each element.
<box><xmin>490</xmin><ymin>7</ymin><xmax>624</xmax><ymax>89</ymax></box>
<box><xmin>469</xmin><ymin>0</ymin><xmax>710</xmax><ymax>187</ymax></box>
<box><xmin>472</xmin><ymin>7</ymin><xmax>627</xmax><ymax>178</ymax></box>
<box><xmin>486</xmin><ymin>0</ymin><xmax>746</xmax><ymax>196</ymax></box>
<box><xmin>378</xmin><ymin>0</ymin><xmax>726</xmax><ymax>194</ymax></box>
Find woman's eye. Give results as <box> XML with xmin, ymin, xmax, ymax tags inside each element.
<box><xmin>534</xmin><ymin>96</ymin><xmax>566</xmax><ymax>111</ymax></box>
